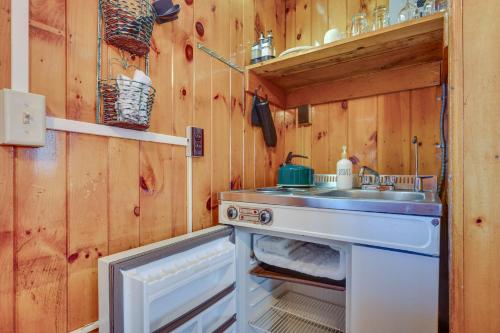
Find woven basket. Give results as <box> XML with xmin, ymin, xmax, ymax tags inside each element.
<box><xmin>100</xmin><ymin>0</ymin><xmax>156</xmax><ymax>56</ymax></box>
<box><xmin>100</xmin><ymin>78</ymin><xmax>156</xmax><ymax>130</ymax></box>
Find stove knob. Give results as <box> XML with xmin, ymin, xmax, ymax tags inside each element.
<box><xmin>227</xmin><ymin>207</ymin><xmax>238</xmax><ymax>220</ymax></box>
<box><xmin>259</xmin><ymin>209</ymin><xmax>273</xmax><ymax>224</ymax></box>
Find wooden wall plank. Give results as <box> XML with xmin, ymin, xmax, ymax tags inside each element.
<box><xmin>230</xmin><ymin>0</ymin><xmax>245</xmax><ymax>191</ymax></box>
<box><xmin>273</xmin><ymin>109</ymin><xmax>286</xmax><ymax>182</ymax></box>
<box><xmin>449</xmin><ymin>0</ymin><xmax>464</xmax><ymax>330</ymax></box>
<box><xmin>67</xmin><ymin>0</ymin><xmax>97</xmax><ymax>122</ymax></box>
<box><xmin>347</xmin><ymin>97</ymin><xmax>378</xmax><ymax>172</ymax></box>
<box><xmin>243</xmin><ymin>94</ymin><xmax>255</xmax><ymax>189</ymax></box>
<box><xmin>328</xmin><ymin>0</ymin><xmax>347</xmax><ymax>33</ymax></box>
<box><xmin>293</xmin><ymin>0</ymin><xmax>312</xmax><ymax>167</ymax></box>
<box><xmin>274</xmin><ymin>0</ymin><xmax>287</xmax><ymax>56</ymax></box>
<box><xmin>171</xmin><ymin>0</ymin><xmax>194</xmax><ymax>236</ymax></box>
<box><xmin>286</xmin><ymin>61</ymin><xmax>441</xmax><ymax>108</ymax></box>
<box><xmin>312</xmin><ymin>0</ymin><xmax>328</xmax><ymax>44</ymax></box>
<box><xmin>377</xmin><ymin>91</ymin><xmax>411</xmax><ymax>174</ymax></box>
<box><xmin>242</xmin><ymin>0</ymin><xmax>256</xmax><ymax>189</ymax></box>
<box><xmin>29</xmin><ymin>0</ymin><xmax>66</xmax><ymax>118</ymax></box>
<box><xmin>149</xmin><ymin>20</ymin><xmax>173</xmax><ymax>134</ymax></box>
<box><xmin>139</xmin><ymin>142</ymin><xmax>173</xmax><ymax>244</ymax></box>
<box><xmin>463</xmin><ymin>0</ymin><xmax>500</xmax><ymax>330</ymax></box>
<box><xmin>254</xmin><ymin>119</ymin><xmax>267</xmax><ymax>188</ymax></box>
<box><xmin>67</xmin><ymin>134</ymin><xmax>108</xmax><ymax>331</ymax></box>
<box><xmin>254</xmin><ymin>0</ymin><xmax>285</xmax><ymax>56</ymax></box>
<box><xmin>285</xmin><ymin>0</ymin><xmax>297</xmax><ymax>49</ymax></box>
<box><xmin>311</xmin><ymin>104</ymin><xmax>330</xmax><ymax>173</ymax></box>
<box><xmin>171</xmin><ymin>146</ymin><xmax>187</xmax><ymax>236</ymax></box>
<box><xmin>211</xmin><ymin>0</ymin><xmax>231</xmax><ymax>225</ymax></box>
<box><xmin>172</xmin><ymin>1</ymin><xmax>194</xmax><ymax>137</ymax></box>
<box><xmin>295</xmin><ymin>0</ymin><xmax>312</xmax><ymax>47</ymax></box>
<box><xmin>0</xmin><ymin>0</ymin><xmax>10</xmax><ymax>89</ymax></box>
<box><xmin>410</xmin><ymin>86</ymin><xmax>441</xmax><ymax>175</ymax></box>
<box><xmin>15</xmin><ymin>131</ymin><xmax>67</xmax><ymax>333</ymax></box>
<box><xmin>192</xmin><ymin>1</ymin><xmax>214</xmax><ymax>230</ymax></box>
<box><xmin>328</xmin><ymin>101</ymin><xmax>348</xmax><ymax>172</ymax></box>
<box><xmin>284</xmin><ymin>109</ymin><xmax>297</xmax><ymax>159</ymax></box>
<box><xmin>0</xmin><ymin>146</ymin><xmax>14</xmax><ymax>332</ymax></box>
<box><xmin>108</xmin><ymin>138</ymin><xmax>140</xmax><ymax>253</ymax></box>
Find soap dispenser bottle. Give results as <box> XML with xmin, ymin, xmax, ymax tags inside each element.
<box><xmin>336</xmin><ymin>145</ymin><xmax>353</xmax><ymax>190</ymax></box>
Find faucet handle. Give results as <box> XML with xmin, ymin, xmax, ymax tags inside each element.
<box><xmin>414</xmin><ymin>175</ymin><xmax>434</xmax><ymax>192</ymax></box>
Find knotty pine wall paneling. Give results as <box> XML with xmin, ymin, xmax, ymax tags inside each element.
<box><xmin>0</xmin><ymin>0</ymin><xmax>283</xmax><ymax>330</ymax></box>
<box><xmin>230</xmin><ymin>0</ymin><xmax>245</xmax><ymax>192</ymax></box>
<box><xmin>171</xmin><ymin>0</ymin><xmax>193</xmax><ymax>237</ymax></box>
<box><xmin>192</xmin><ymin>0</ymin><xmax>213</xmax><ymax>231</ymax></box>
<box><xmin>210</xmin><ymin>0</ymin><xmax>231</xmax><ymax>225</ymax></box>
<box><xmin>243</xmin><ymin>0</ymin><xmax>258</xmax><ymax>190</ymax></box>
<box><xmin>16</xmin><ymin>131</ymin><xmax>68</xmax><ymax>333</ymax></box>
<box><xmin>282</xmin><ymin>87</ymin><xmax>442</xmax><ymax>177</ymax></box>
<box><xmin>67</xmin><ymin>134</ymin><xmax>109</xmax><ymax>330</ymax></box>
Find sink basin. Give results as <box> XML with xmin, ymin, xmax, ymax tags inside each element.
<box><xmin>221</xmin><ymin>187</ymin><xmax>442</xmax><ymax>216</ymax></box>
<box><xmin>315</xmin><ymin>189</ymin><xmax>427</xmax><ymax>201</ymax></box>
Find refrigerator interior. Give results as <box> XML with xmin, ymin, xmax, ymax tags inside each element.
<box><xmin>236</xmin><ymin>230</ymin><xmax>348</xmax><ymax>333</ymax></box>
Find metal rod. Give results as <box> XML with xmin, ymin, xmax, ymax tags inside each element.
<box><xmin>197</xmin><ymin>43</ymin><xmax>245</xmax><ymax>73</ymax></box>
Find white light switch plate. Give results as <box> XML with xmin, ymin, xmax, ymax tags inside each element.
<box><xmin>0</xmin><ymin>89</ymin><xmax>46</xmax><ymax>146</ymax></box>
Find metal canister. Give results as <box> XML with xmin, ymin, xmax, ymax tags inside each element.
<box><xmin>260</xmin><ymin>30</ymin><xmax>275</xmax><ymax>62</ymax></box>
<box><xmin>250</xmin><ymin>42</ymin><xmax>261</xmax><ymax>64</ymax></box>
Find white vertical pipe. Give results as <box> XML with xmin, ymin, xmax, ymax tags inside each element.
<box><xmin>187</xmin><ymin>156</ymin><xmax>193</xmax><ymax>233</ymax></box>
<box><xmin>10</xmin><ymin>0</ymin><xmax>29</xmax><ymax>92</ymax></box>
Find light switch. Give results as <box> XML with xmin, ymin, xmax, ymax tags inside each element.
<box><xmin>0</xmin><ymin>89</ymin><xmax>46</xmax><ymax>146</ymax></box>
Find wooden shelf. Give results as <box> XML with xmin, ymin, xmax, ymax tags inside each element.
<box><xmin>250</xmin><ymin>263</ymin><xmax>346</xmax><ymax>291</ymax></box>
<box><xmin>246</xmin><ymin>13</ymin><xmax>446</xmax><ymax>108</ymax></box>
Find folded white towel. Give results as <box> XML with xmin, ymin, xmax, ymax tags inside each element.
<box><xmin>253</xmin><ymin>236</ymin><xmax>347</xmax><ymax>281</ymax></box>
<box><xmin>133</xmin><ymin>70</ymin><xmax>152</xmax><ymax>124</ymax></box>
<box><xmin>114</xmin><ymin>70</ymin><xmax>152</xmax><ymax>124</ymax></box>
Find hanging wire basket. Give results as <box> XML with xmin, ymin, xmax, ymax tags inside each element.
<box><xmin>100</xmin><ymin>0</ymin><xmax>156</xmax><ymax>56</ymax></box>
<box><xmin>99</xmin><ymin>56</ymin><xmax>156</xmax><ymax>131</ymax></box>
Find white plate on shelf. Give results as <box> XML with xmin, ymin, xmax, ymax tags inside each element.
<box><xmin>279</xmin><ymin>46</ymin><xmax>314</xmax><ymax>57</ymax></box>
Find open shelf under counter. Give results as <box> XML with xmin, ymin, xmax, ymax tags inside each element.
<box><xmin>246</xmin><ymin>13</ymin><xmax>446</xmax><ymax>109</ymax></box>
<box><xmin>250</xmin><ymin>263</ymin><xmax>346</xmax><ymax>291</ymax></box>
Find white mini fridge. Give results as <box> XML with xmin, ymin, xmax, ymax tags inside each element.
<box><xmin>99</xmin><ymin>220</ymin><xmax>439</xmax><ymax>333</ymax></box>
<box><xmin>99</xmin><ymin>225</ymin><xmax>351</xmax><ymax>333</ymax></box>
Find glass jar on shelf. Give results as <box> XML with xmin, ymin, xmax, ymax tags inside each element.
<box><xmin>398</xmin><ymin>0</ymin><xmax>419</xmax><ymax>22</ymax></box>
<box><xmin>351</xmin><ymin>12</ymin><xmax>369</xmax><ymax>37</ymax></box>
<box><xmin>372</xmin><ymin>5</ymin><xmax>390</xmax><ymax>31</ymax></box>
<box><xmin>422</xmin><ymin>0</ymin><xmax>436</xmax><ymax>16</ymax></box>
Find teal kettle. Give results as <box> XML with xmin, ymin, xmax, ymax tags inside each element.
<box><xmin>277</xmin><ymin>152</ymin><xmax>315</xmax><ymax>187</ymax></box>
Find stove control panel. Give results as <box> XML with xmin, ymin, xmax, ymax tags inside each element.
<box><xmin>226</xmin><ymin>206</ymin><xmax>273</xmax><ymax>225</ymax></box>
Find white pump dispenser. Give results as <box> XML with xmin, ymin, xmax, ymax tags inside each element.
<box><xmin>336</xmin><ymin>145</ymin><xmax>353</xmax><ymax>190</ymax></box>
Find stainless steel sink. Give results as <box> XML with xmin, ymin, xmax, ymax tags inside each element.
<box><xmin>221</xmin><ymin>187</ymin><xmax>442</xmax><ymax>217</ymax></box>
<box><xmin>315</xmin><ymin>189</ymin><xmax>427</xmax><ymax>201</ymax></box>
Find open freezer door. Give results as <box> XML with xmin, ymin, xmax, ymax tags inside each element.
<box><xmin>98</xmin><ymin>225</ymin><xmax>237</xmax><ymax>333</ymax></box>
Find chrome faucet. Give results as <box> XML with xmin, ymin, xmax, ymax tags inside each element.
<box><xmin>359</xmin><ymin>166</ymin><xmax>380</xmax><ymax>178</ymax></box>
<box><xmin>359</xmin><ymin>166</ymin><xmax>380</xmax><ymax>190</ymax></box>
<box><xmin>412</xmin><ymin>136</ymin><xmax>433</xmax><ymax>192</ymax></box>
<box><xmin>359</xmin><ymin>166</ymin><xmax>395</xmax><ymax>191</ymax></box>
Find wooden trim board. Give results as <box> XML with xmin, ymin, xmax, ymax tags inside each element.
<box><xmin>46</xmin><ymin>117</ymin><xmax>188</xmax><ymax>146</ymax></box>
<box><xmin>286</xmin><ymin>62</ymin><xmax>441</xmax><ymax>108</ymax></box>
